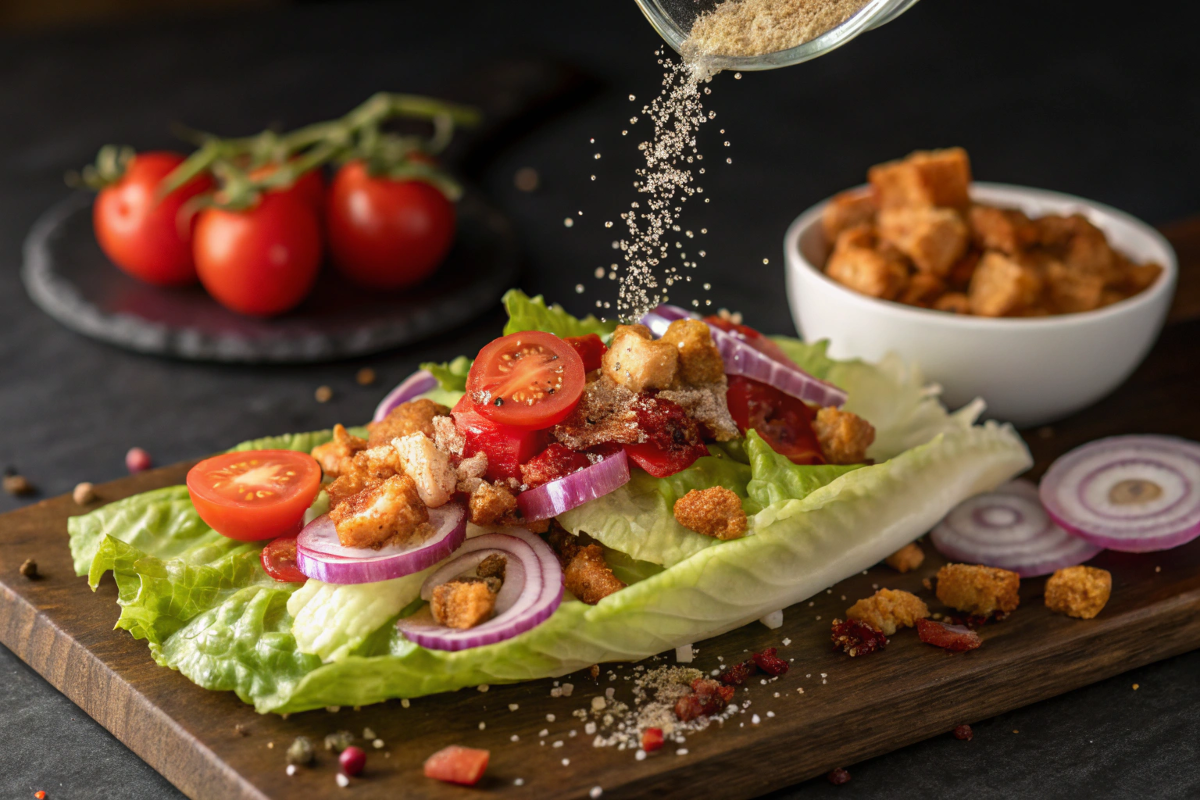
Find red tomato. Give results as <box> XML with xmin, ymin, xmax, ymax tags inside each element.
<box><xmin>193</xmin><ymin>191</ymin><xmax>322</xmax><ymax>317</ymax></box>
<box><xmin>564</xmin><ymin>333</ymin><xmax>608</xmax><ymax>373</ymax></box>
<box><xmin>260</xmin><ymin>535</ymin><xmax>307</xmax><ymax>583</ymax></box>
<box><xmin>466</xmin><ymin>331</ymin><xmax>585</xmax><ymax>429</ymax></box>
<box><xmin>726</xmin><ymin>375</ymin><xmax>824</xmax><ymax>465</ymax></box>
<box><xmin>186</xmin><ymin>450</ymin><xmax>322</xmax><ymax>541</ymax></box>
<box><xmin>326</xmin><ymin>160</ymin><xmax>455</xmax><ymax>290</ymax></box>
<box><xmin>93</xmin><ymin>151</ymin><xmax>213</xmax><ymax>286</ymax></box>
<box><xmin>423</xmin><ymin>745</ymin><xmax>489</xmax><ymax>786</ymax></box>
<box><xmin>623</xmin><ymin>441</ymin><xmax>708</xmax><ymax>478</ymax></box>
<box><xmin>519</xmin><ymin>443</ymin><xmax>593</xmax><ymax>488</ymax></box>
<box><xmin>249</xmin><ymin>162</ymin><xmax>326</xmax><ymax>213</ymax></box>
<box><xmin>452</xmin><ymin>395</ymin><xmax>547</xmax><ymax>482</ymax></box>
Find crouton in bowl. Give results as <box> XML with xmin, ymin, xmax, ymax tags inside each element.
<box><xmin>785</xmin><ymin>152</ymin><xmax>1176</xmax><ymax>427</ymax></box>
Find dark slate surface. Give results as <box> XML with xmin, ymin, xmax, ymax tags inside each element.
<box><xmin>1</xmin><ymin>0</ymin><xmax>1197</xmax><ymax>797</ymax></box>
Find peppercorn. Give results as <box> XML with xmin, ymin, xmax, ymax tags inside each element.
<box><xmin>953</xmin><ymin>724</ymin><xmax>974</xmax><ymax>741</ymax></box>
<box><xmin>126</xmin><ymin>448</ymin><xmax>152</xmax><ymax>474</ymax></box>
<box><xmin>339</xmin><ymin>745</ymin><xmax>366</xmax><ymax>777</ymax></box>
<box><xmin>355</xmin><ymin>368</ymin><xmax>376</xmax><ymax>386</ymax></box>
<box><xmin>4</xmin><ymin>471</ymin><xmax>34</xmax><ymax>496</ymax></box>
<box><xmin>827</xmin><ymin>768</ymin><xmax>851</xmax><ymax>785</ymax></box>
<box><xmin>73</xmin><ymin>482</ymin><xmax>97</xmax><ymax>505</ymax></box>
<box><xmin>286</xmin><ymin>736</ymin><xmax>315</xmax><ymax>766</ymax></box>
<box><xmin>19</xmin><ymin>559</ymin><xmax>38</xmax><ymax>579</ymax></box>
<box><xmin>324</xmin><ymin>730</ymin><xmax>354</xmax><ymax>752</ymax></box>
<box><xmin>234</xmin><ymin>723</ymin><xmax>249</xmax><ymax>737</ymax></box>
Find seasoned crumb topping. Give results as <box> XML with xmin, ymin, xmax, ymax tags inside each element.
<box><xmin>673</xmin><ymin>486</ymin><xmax>747</xmax><ymax>540</ymax></box>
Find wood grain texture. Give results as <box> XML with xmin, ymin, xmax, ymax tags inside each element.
<box><xmin>0</xmin><ymin>216</ymin><xmax>1196</xmax><ymax>799</ymax></box>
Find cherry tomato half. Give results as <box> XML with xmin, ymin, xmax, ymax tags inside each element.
<box><xmin>261</xmin><ymin>535</ymin><xmax>307</xmax><ymax>583</ymax></box>
<box><xmin>326</xmin><ymin>160</ymin><xmax>456</xmax><ymax>290</ymax></box>
<box><xmin>466</xmin><ymin>331</ymin><xmax>586</xmax><ymax>429</ymax></box>
<box><xmin>726</xmin><ymin>376</ymin><xmax>824</xmax><ymax>465</ymax></box>
<box><xmin>193</xmin><ymin>190</ymin><xmax>322</xmax><ymax>317</ymax></box>
<box><xmin>93</xmin><ymin>151</ymin><xmax>214</xmax><ymax>286</ymax></box>
<box><xmin>187</xmin><ymin>450</ymin><xmax>322</xmax><ymax>541</ymax></box>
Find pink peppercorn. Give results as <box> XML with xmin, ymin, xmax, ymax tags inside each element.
<box><xmin>126</xmin><ymin>447</ymin><xmax>152</xmax><ymax>474</ymax></box>
<box><xmin>339</xmin><ymin>745</ymin><xmax>366</xmax><ymax>777</ymax></box>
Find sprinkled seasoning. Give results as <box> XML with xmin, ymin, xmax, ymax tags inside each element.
<box><xmin>685</xmin><ymin>0</ymin><xmax>869</xmax><ymax>58</ymax></box>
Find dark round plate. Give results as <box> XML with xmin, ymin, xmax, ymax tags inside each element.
<box><xmin>22</xmin><ymin>191</ymin><xmax>520</xmax><ymax>363</ymax></box>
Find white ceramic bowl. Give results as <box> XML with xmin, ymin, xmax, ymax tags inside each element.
<box><xmin>785</xmin><ymin>183</ymin><xmax>1178</xmax><ymax>428</ymax></box>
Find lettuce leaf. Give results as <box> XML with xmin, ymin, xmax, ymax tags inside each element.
<box><xmin>742</xmin><ymin>431</ymin><xmax>864</xmax><ymax>513</ymax></box>
<box><xmin>502</xmin><ymin>289</ymin><xmax>616</xmax><ymax>338</ymax></box>
<box><xmin>420</xmin><ymin>356</ymin><xmax>472</xmax><ymax>393</ymax></box>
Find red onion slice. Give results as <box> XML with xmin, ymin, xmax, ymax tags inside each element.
<box><xmin>373</xmin><ymin>369</ymin><xmax>440</xmax><ymax>422</ymax></box>
<box><xmin>641</xmin><ymin>305</ymin><xmax>847</xmax><ymax>408</ymax></box>
<box><xmin>1040</xmin><ymin>435</ymin><xmax>1200</xmax><ymax>553</ymax></box>
<box><xmin>516</xmin><ymin>450</ymin><xmax>631</xmax><ymax>522</ymax></box>
<box><xmin>931</xmin><ymin>479</ymin><xmax>1103</xmax><ymax>577</ymax></box>
<box><xmin>397</xmin><ymin>528</ymin><xmax>563</xmax><ymax>651</ymax></box>
<box><xmin>295</xmin><ymin>503</ymin><xmax>467</xmax><ymax>584</ymax></box>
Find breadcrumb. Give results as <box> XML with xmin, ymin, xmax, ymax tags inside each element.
<box><xmin>846</xmin><ymin>588</ymin><xmax>929</xmax><ymax>636</ymax></box>
<box><xmin>468</xmin><ymin>481</ymin><xmax>518</xmax><ymax>526</ymax></box>
<box><xmin>1044</xmin><ymin>565</ymin><xmax>1111</xmax><ymax>620</ymax></box>
<box><xmin>565</xmin><ymin>545</ymin><xmax>626</xmax><ymax>605</ymax></box>
<box><xmin>367</xmin><ymin>399</ymin><xmax>449</xmax><ymax>447</ymax></box>
<box><xmin>432</xmin><ymin>580</ymin><xmax>497</xmax><ymax>629</ymax></box>
<box><xmin>673</xmin><ymin>487</ymin><xmax>747</xmax><ymax>540</ymax></box>
<box><xmin>886</xmin><ymin>542</ymin><xmax>925</xmax><ymax>573</ymax></box>
<box><xmin>814</xmin><ymin>407</ymin><xmax>875</xmax><ymax>465</ymax></box>
<box><xmin>936</xmin><ymin>563</ymin><xmax>1020</xmax><ymax>616</ymax></box>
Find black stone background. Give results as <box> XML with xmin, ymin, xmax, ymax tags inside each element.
<box><xmin>1</xmin><ymin>0</ymin><xmax>1198</xmax><ymax>796</ymax></box>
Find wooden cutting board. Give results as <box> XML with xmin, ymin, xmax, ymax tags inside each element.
<box><xmin>1</xmin><ymin>220</ymin><xmax>1198</xmax><ymax>800</ymax></box>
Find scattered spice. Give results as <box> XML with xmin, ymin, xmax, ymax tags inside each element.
<box><xmin>590</xmin><ymin>664</ymin><xmax>601</xmax><ymax>680</ymax></box>
<box><xmin>125</xmin><ymin>447</ymin><xmax>152</xmax><ymax>474</ymax></box>
<box><xmin>315</xmin><ymin>385</ymin><xmax>334</xmax><ymax>403</ymax></box>
<box><xmin>355</xmin><ymin>368</ymin><xmax>377</xmax><ymax>386</ymax></box>
<box><xmin>750</xmin><ymin>647</ymin><xmax>788</xmax><ymax>677</ymax></box>
<box><xmin>3</xmin><ymin>471</ymin><xmax>34</xmax><ymax>496</ymax></box>
<box><xmin>73</xmin><ymin>481</ymin><xmax>97</xmax><ymax>505</ymax></box>
<box><xmin>286</xmin><ymin>736</ymin><xmax>315</xmax><ymax>766</ymax></box>
<box><xmin>18</xmin><ymin>559</ymin><xmax>38</xmax><ymax>579</ymax></box>
<box><xmin>514</xmin><ymin>167</ymin><xmax>540</xmax><ymax>192</ymax></box>
<box><xmin>325</xmin><ymin>730</ymin><xmax>355</xmax><ymax>752</ymax></box>
<box><xmin>339</xmin><ymin>746</ymin><xmax>366</xmax><ymax>777</ymax></box>
<box><xmin>830</xmin><ymin>618</ymin><xmax>888</xmax><ymax>657</ymax></box>
<box><xmin>953</xmin><ymin>724</ymin><xmax>973</xmax><ymax>741</ymax></box>
<box><xmin>685</xmin><ymin>0</ymin><xmax>869</xmax><ymax>59</ymax></box>
<box><xmin>674</xmin><ymin>678</ymin><xmax>735</xmax><ymax>721</ymax></box>
<box><xmin>234</xmin><ymin>723</ymin><xmax>249</xmax><ymax>737</ymax></box>
<box><xmin>827</xmin><ymin>767</ymin><xmax>852</xmax><ymax>786</ymax></box>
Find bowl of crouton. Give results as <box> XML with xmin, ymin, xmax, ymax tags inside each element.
<box><xmin>785</xmin><ymin>148</ymin><xmax>1177</xmax><ymax>428</ymax></box>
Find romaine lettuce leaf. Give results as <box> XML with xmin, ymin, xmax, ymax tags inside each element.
<box><xmin>69</xmin><ymin>486</ymin><xmax>216</xmax><ymax>576</ymax></box>
<box><xmin>742</xmin><ymin>431</ymin><xmax>864</xmax><ymax>513</ymax></box>
<box><xmin>502</xmin><ymin>289</ymin><xmax>616</xmax><ymax>338</ymax></box>
<box><xmin>420</xmin><ymin>356</ymin><xmax>472</xmax><ymax>392</ymax></box>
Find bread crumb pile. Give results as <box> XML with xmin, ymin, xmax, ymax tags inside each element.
<box><xmin>685</xmin><ymin>0</ymin><xmax>870</xmax><ymax>58</ymax></box>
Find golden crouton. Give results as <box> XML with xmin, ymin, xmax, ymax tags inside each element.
<box><xmin>868</xmin><ymin>148</ymin><xmax>972</xmax><ymax>210</ymax></box>
<box><xmin>324</xmin><ymin>444</ymin><xmax>404</xmax><ymax>508</ymax></box>
<box><xmin>947</xmin><ymin>250</ymin><xmax>981</xmax><ymax>291</ymax></box>
<box><xmin>393</xmin><ymin>432</ymin><xmax>456</xmax><ymax>508</ymax></box>
<box><xmin>968</xmin><ymin>251</ymin><xmax>1043</xmax><ymax>317</ymax></box>
<box><xmin>661</xmin><ymin>319</ymin><xmax>725</xmax><ymax>385</ymax></box>
<box><xmin>878</xmin><ymin>206</ymin><xmax>969</xmax><ymax>276</ymax></box>
<box><xmin>968</xmin><ymin>205</ymin><xmax>1037</xmax><ymax>254</ymax></box>
<box><xmin>1064</xmin><ymin>218</ymin><xmax>1119</xmax><ymax>283</ymax></box>
<box><xmin>886</xmin><ymin>542</ymin><xmax>925</xmax><ymax>573</ymax></box>
<box><xmin>1044</xmin><ymin>260</ymin><xmax>1105</xmax><ymax>314</ymax></box>
<box><xmin>899</xmin><ymin>272</ymin><xmax>946</xmax><ymax>307</ymax></box>
<box><xmin>602</xmin><ymin>324</ymin><xmax>679</xmax><ymax>392</ymax></box>
<box><xmin>367</xmin><ymin>398</ymin><xmax>450</xmax><ymax>447</ymax></box>
<box><xmin>936</xmin><ymin>563</ymin><xmax>1020</xmax><ymax>616</ymax></box>
<box><xmin>826</xmin><ymin>226</ymin><xmax>910</xmax><ymax>301</ymax></box>
<box><xmin>846</xmin><ymin>588</ymin><xmax>929</xmax><ymax>636</ymax></box>
<box><xmin>821</xmin><ymin>188</ymin><xmax>877</xmax><ymax>243</ymax></box>
<box><xmin>1033</xmin><ymin>213</ymin><xmax>1078</xmax><ymax>248</ymax></box>
<box><xmin>477</xmin><ymin>554</ymin><xmax>507</xmax><ymax>581</ymax></box>
<box><xmin>1116</xmin><ymin>260</ymin><xmax>1163</xmax><ymax>295</ymax></box>
<box><xmin>564</xmin><ymin>544</ymin><xmax>626</xmax><ymax>605</ymax></box>
<box><xmin>1044</xmin><ymin>565</ymin><xmax>1111</xmax><ymax>620</ymax></box>
<box><xmin>311</xmin><ymin>424</ymin><xmax>368</xmax><ymax>479</ymax></box>
<box><xmin>468</xmin><ymin>480</ymin><xmax>518</xmax><ymax>526</ymax></box>
<box><xmin>934</xmin><ymin>292</ymin><xmax>972</xmax><ymax>314</ymax></box>
<box><xmin>814</xmin><ymin>407</ymin><xmax>875</xmax><ymax>465</ymax></box>
<box><xmin>431</xmin><ymin>580</ymin><xmax>497</xmax><ymax>629</ymax></box>
<box><xmin>673</xmin><ymin>487</ymin><xmax>747</xmax><ymax>540</ymax></box>
<box><xmin>329</xmin><ymin>474</ymin><xmax>429</xmax><ymax>550</ymax></box>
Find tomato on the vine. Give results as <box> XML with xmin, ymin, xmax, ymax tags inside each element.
<box><xmin>261</xmin><ymin>535</ymin><xmax>308</xmax><ymax>583</ymax></box>
<box><xmin>193</xmin><ymin>190</ymin><xmax>322</xmax><ymax>317</ymax></box>
<box><xmin>466</xmin><ymin>331</ymin><xmax>586</xmax><ymax>429</ymax></box>
<box><xmin>249</xmin><ymin>161</ymin><xmax>326</xmax><ymax>213</ymax></box>
<box><xmin>726</xmin><ymin>375</ymin><xmax>824</xmax><ymax>465</ymax></box>
<box><xmin>186</xmin><ymin>450</ymin><xmax>322</xmax><ymax>541</ymax></box>
<box><xmin>93</xmin><ymin>151</ymin><xmax>213</xmax><ymax>286</ymax></box>
<box><xmin>325</xmin><ymin>160</ymin><xmax>456</xmax><ymax>290</ymax></box>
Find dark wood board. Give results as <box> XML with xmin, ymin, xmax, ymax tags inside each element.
<box><xmin>1</xmin><ymin>220</ymin><xmax>1197</xmax><ymax>799</ymax></box>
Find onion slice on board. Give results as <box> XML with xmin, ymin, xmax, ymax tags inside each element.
<box><xmin>373</xmin><ymin>369</ymin><xmax>439</xmax><ymax>422</ymax></box>
<box><xmin>640</xmin><ymin>305</ymin><xmax>847</xmax><ymax>408</ymax></box>
<box><xmin>1039</xmin><ymin>435</ymin><xmax>1200</xmax><ymax>553</ymax></box>
<box><xmin>295</xmin><ymin>503</ymin><xmax>467</xmax><ymax>584</ymax></box>
<box><xmin>516</xmin><ymin>450</ymin><xmax>631</xmax><ymax>522</ymax></box>
<box><xmin>930</xmin><ymin>479</ymin><xmax>1103</xmax><ymax>577</ymax></box>
<box><xmin>397</xmin><ymin>528</ymin><xmax>563</xmax><ymax>651</ymax></box>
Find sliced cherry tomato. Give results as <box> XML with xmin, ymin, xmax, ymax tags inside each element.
<box><xmin>452</xmin><ymin>395</ymin><xmax>548</xmax><ymax>482</ymax></box>
<box><xmin>193</xmin><ymin>190</ymin><xmax>322</xmax><ymax>317</ymax></box>
<box><xmin>623</xmin><ymin>440</ymin><xmax>709</xmax><ymax>478</ymax></box>
<box><xmin>423</xmin><ymin>745</ymin><xmax>489</xmax><ymax>786</ymax></box>
<box><xmin>519</xmin><ymin>443</ymin><xmax>594</xmax><ymax>488</ymax></box>
<box><xmin>705</xmin><ymin>315</ymin><xmax>797</xmax><ymax>366</ymax></box>
<box><xmin>260</xmin><ymin>535</ymin><xmax>307</xmax><ymax>583</ymax></box>
<box><xmin>93</xmin><ymin>151</ymin><xmax>214</xmax><ymax>286</ymax></box>
<box><xmin>248</xmin><ymin>161</ymin><xmax>326</xmax><ymax>212</ymax></box>
<box><xmin>326</xmin><ymin>160</ymin><xmax>456</xmax><ymax>290</ymax></box>
<box><xmin>726</xmin><ymin>375</ymin><xmax>825</xmax><ymax>465</ymax></box>
<box><xmin>466</xmin><ymin>331</ymin><xmax>585</xmax><ymax>429</ymax></box>
<box><xmin>186</xmin><ymin>450</ymin><xmax>322</xmax><ymax>541</ymax></box>
<box><xmin>564</xmin><ymin>333</ymin><xmax>608</xmax><ymax>373</ymax></box>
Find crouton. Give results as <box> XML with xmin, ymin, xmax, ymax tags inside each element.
<box><xmin>602</xmin><ymin>324</ymin><xmax>679</xmax><ymax>392</ymax></box>
<box><xmin>868</xmin><ymin>148</ymin><xmax>972</xmax><ymax>210</ymax></box>
<box><xmin>546</xmin><ymin>524</ymin><xmax>583</xmax><ymax>566</ymax></box>
<box><xmin>476</xmin><ymin>554</ymin><xmax>507</xmax><ymax>581</ymax></box>
<box><xmin>673</xmin><ymin>487</ymin><xmax>747</xmax><ymax>540</ymax></box>
<box><xmin>455</xmin><ymin>452</ymin><xmax>488</xmax><ymax>495</ymax></box>
<box><xmin>329</xmin><ymin>474</ymin><xmax>429</xmax><ymax>550</ymax></box>
<box><xmin>933</xmin><ymin>291</ymin><xmax>972</xmax><ymax>314</ymax></box>
<box><xmin>1033</xmin><ymin>213</ymin><xmax>1078</xmax><ymax>248</ymax></box>
<box><xmin>564</xmin><ymin>544</ymin><xmax>626</xmax><ymax>605</ymax></box>
<box><xmin>968</xmin><ymin>251</ymin><xmax>1043</xmax><ymax>316</ymax></box>
<box><xmin>886</xmin><ymin>542</ymin><xmax>925</xmax><ymax>573</ymax></box>
<box><xmin>899</xmin><ymin>272</ymin><xmax>947</xmax><ymax>307</ymax></box>
<box><xmin>552</xmin><ymin>376</ymin><xmax>643</xmax><ymax>450</ymax></box>
<box><xmin>468</xmin><ymin>481</ymin><xmax>518</xmax><ymax>526</ymax></box>
<box><xmin>968</xmin><ymin>205</ymin><xmax>1037</xmax><ymax>254</ymax></box>
<box><xmin>947</xmin><ymin>249</ymin><xmax>981</xmax><ymax>291</ymax></box>
<box><xmin>311</xmin><ymin>424</ymin><xmax>368</xmax><ymax>479</ymax></box>
<box><xmin>431</xmin><ymin>580</ymin><xmax>497</xmax><ymax>629</ymax></box>
<box><xmin>1116</xmin><ymin>260</ymin><xmax>1163</xmax><ymax>295</ymax></box>
<box><xmin>324</xmin><ymin>444</ymin><xmax>404</xmax><ymax>508</ymax></box>
<box><xmin>878</xmin><ymin>206</ymin><xmax>969</xmax><ymax>275</ymax></box>
<box><xmin>367</xmin><ymin>398</ymin><xmax>450</xmax><ymax>447</ymax></box>
<box><xmin>661</xmin><ymin>319</ymin><xmax>725</xmax><ymax>385</ymax></box>
<box><xmin>826</xmin><ymin>226</ymin><xmax>910</xmax><ymax>301</ymax></box>
<box><xmin>393</xmin><ymin>433</ymin><xmax>456</xmax><ymax>508</ymax></box>
<box><xmin>1064</xmin><ymin>218</ymin><xmax>1119</xmax><ymax>283</ymax></box>
<box><xmin>814</xmin><ymin>407</ymin><xmax>875</xmax><ymax>465</ymax></box>
<box><xmin>846</xmin><ymin>588</ymin><xmax>929</xmax><ymax>636</ymax></box>
<box><xmin>936</xmin><ymin>563</ymin><xmax>1020</xmax><ymax>616</ymax></box>
<box><xmin>1045</xmin><ymin>565</ymin><xmax>1111</xmax><ymax>620</ymax></box>
<box><xmin>821</xmin><ymin>188</ymin><xmax>877</xmax><ymax>243</ymax></box>
<box><xmin>431</xmin><ymin>414</ymin><xmax>465</xmax><ymax>457</ymax></box>
<box><xmin>1044</xmin><ymin>260</ymin><xmax>1105</xmax><ymax>314</ymax></box>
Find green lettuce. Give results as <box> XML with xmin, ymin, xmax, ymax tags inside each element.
<box><xmin>502</xmin><ymin>289</ymin><xmax>616</xmax><ymax>338</ymax></box>
<box><xmin>420</xmin><ymin>355</ymin><xmax>472</xmax><ymax>393</ymax></box>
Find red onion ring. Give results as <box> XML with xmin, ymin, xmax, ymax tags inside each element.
<box><xmin>295</xmin><ymin>503</ymin><xmax>467</xmax><ymax>584</ymax></box>
<box><xmin>515</xmin><ymin>450</ymin><xmax>631</xmax><ymax>522</ymax></box>
<box><xmin>397</xmin><ymin>529</ymin><xmax>563</xmax><ymax>651</ymax></box>
<box><xmin>641</xmin><ymin>305</ymin><xmax>847</xmax><ymax>408</ymax></box>
<box><xmin>373</xmin><ymin>369</ymin><xmax>439</xmax><ymax>422</ymax></box>
<box><xmin>931</xmin><ymin>479</ymin><xmax>1103</xmax><ymax>577</ymax></box>
<box><xmin>1040</xmin><ymin>435</ymin><xmax>1200</xmax><ymax>553</ymax></box>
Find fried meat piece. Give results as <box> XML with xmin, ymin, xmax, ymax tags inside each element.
<box><xmin>936</xmin><ymin>563</ymin><xmax>1020</xmax><ymax>616</ymax></box>
<box><xmin>602</xmin><ymin>324</ymin><xmax>679</xmax><ymax>392</ymax></box>
<box><xmin>814</xmin><ymin>407</ymin><xmax>875</xmax><ymax>465</ymax></box>
<box><xmin>968</xmin><ymin>251</ymin><xmax>1043</xmax><ymax>317</ymax></box>
<box><xmin>468</xmin><ymin>481</ymin><xmax>518</xmax><ymax>526</ymax></box>
<box><xmin>885</xmin><ymin>542</ymin><xmax>925</xmax><ymax>573</ymax></box>
<box><xmin>826</xmin><ymin>225</ymin><xmax>910</xmax><ymax>301</ymax></box>
<box><xmin>564</xmin><ymin>544</ymin><xmax>626</xmax><ymax>605</ymax></box>
<box><xmin>673</xmin><ymin>487</ymin><xmax>747</xmax><ymax>540</ymax></box>
<box><xmin>1044</xmin><ymin>565</ymin><xmax>1111</xmax><ymax>620</ymax></box>
<box><xmin>367</xmin><ymin>399</ymin><xmax>450</xmax><ymax>447</ymax></box>
<box><xmin>325</xmin><ymin>444</ymin><xmax>404</xmax><ymax>508</ymax></box>
<box><xmin>878</xmin><ymin>206</ymin><xmax>969</xmax><ymax>276</ymax></box>
<box><xmin>393</xmin><ymin>432</ymin><xmax>456</xmax><ymax>508</ymax></box>
<box><xmin>431</xmin><ymin>580</ymin><xmax>497</xmax><ymax>629</ymax></box>
<box><xmin>868</xmin><ymin>148</ymin><xmax>972</xmax><ymax>211</ymax></box>
<box><xmin>661</xmin><ymin>319</ymin><xmax>725</xmax><ymax>385</ymax></box>
<box><xmin>821</xmin><ymin>187</ymin><xmax>877</xmax><ymax>243</ymax></box>
<box><xmin>455</xmin><ymin>451</ymin><xmax>489</xmax><ymax>495</ymax></box>
<box><xmin>846</xmin><ymin>588</ymin><xmax>929</xmax><ymax>636</ymax></box>
<box><xmin>311</xmin><ymin>424</ymin><xmax>368</xmax><ymax>479</ymax></box>
<box><xmin>328</xmin><ymin>473</ymin><xmax>429</xmax><ymax>550</ymax></box>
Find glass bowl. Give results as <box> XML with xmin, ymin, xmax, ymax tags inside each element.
<box><xmin>633</xmin><ymin>0</ymin><xmax>921</xmax><ymax>71</ymax></box>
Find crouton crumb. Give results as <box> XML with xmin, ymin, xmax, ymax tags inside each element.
<box><xmin>1044</xmin><ymin>565</ymin><xmax>1111</xmax><ymax>620</ymax></box>
<box><xmin>564</xmin><ymin>545</ymin><xmax>625</xmax><ymax>605</ymax></box>
<box><xmin>814</xmin><ymin>407</ymin><xmax>875</xmax><ymax>465</ymax></box>
<box><xmin>846</xmin><ymin>588</ymin><xmax>929</xmax><ymax>636</ymax></box>
<box><xmin>673</xmin><ymin>487</ymin><xmax>747</xmax><ymax>540</ymax></box>
<box><xmin>936</xmin><ymin>563</ymin><xmax>1020</xmax><ymax>616</ymax></box>
<box><xmin>886</xmin><ymin>542</ymin><xmax>925</xmax><ymax>574</ymax></box>
<box><xmin>367</xmin><ymin>399</ymin><xmax>449</xmax><ymax>447</ymax></box>
<box><xmin>431</xmin><ymin>580</ymin><xmax>497</xmax><ymax>629</ymax></box>
<box><xmin>469</xmin><ymin>481</ymin><xmax>518</xmax><ymax>526</ymax></box>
